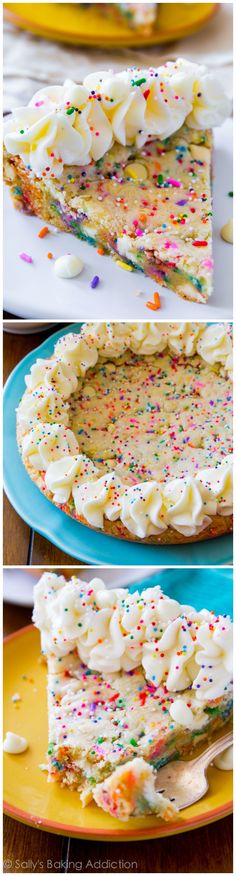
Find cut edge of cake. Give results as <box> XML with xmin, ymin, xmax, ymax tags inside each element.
<box><xmin>33</xmin><ymin>574</ymin><xmax>233</xmax><ymax>822</ymax></box>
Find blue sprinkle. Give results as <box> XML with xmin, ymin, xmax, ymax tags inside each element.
<box><xmin>91</xmin><ymin>275</ymin><xmax>99</xmax><ymax>289</ymax></box>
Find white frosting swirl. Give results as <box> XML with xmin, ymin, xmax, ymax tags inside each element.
<box><xmin>25</xmin><ymin>357</ymin><xmax>78</xmax><ymax>399</ymax></box>
<box><xmin>54</xmin><ymin>333</ymin><xmax>98</xmax><ymax>374</ymax></box>
<box><xmin>167</xmin><ymin>322</ymin><xmax>204</xmax><ymax>356</ymax></box>
<box><xmin>21</xmin><ymin>423</ymin><xmax>79</xmax><ymax>470</ymax></box>
<box><xmin>33</xmin><ymin>575</ymin><xmax>233</xmax><ymax>702</ymax></box>
<box><xmin>120</xmin><ymin>482</ymin><xmax>167</xmax><ymax>539</ymax></box>
<box><xmin>73</xmin><ymin>472</ymin><xmax>124</xmax><ymax>527</ymax></box>
<box><xmin>17</xmin><ymin>389</ymin><xmax>69</xmax><ymax>429</ymax></box>
<box><xmin>4</xmin><ymin>79</ymin><xmax>113</xmax><ymax>177</ymax></box>
<box><xmin>196</xmin><ymin>456</ymin><xmax>233</xmax><ymax>515</ymax></box>
<box><xmin>197</xmin><ymin>323</ymin><xmax>232</xmax><ymax>365</ymax></box>
<box><xmin>84</xmin><ymin>66</ymin><xmax>191</xmax><ymax>144</ymax></box>
<box><xmin>80</xmin><ymin>322</ymin><xmax>130</xmax><ymax>358</ymax></box>
<box><xmin>128</xmin><ymin>322</ymin><xmax>167</xmax><ymax>355</ymax></box>
<box><xmin>4</xmin><ymin>61</ymin><xmax>231</xmax><ymax>177</ymax></box>
<box><xmin>162</xmin><ymin>477</ymin><xmax>216</xmax><ymax>537</ymax></box>
<box><xmin>45</xmin><ymin>454</ymin><xmax>98</xmax><ymax>504</ymax></box>
<box><xmin>158</xmin><ymin>58</ymin><xmax>232</xmax><ymax>129</ymax></box>
<box><xmin>192</xmin><ymin>619</ymin><xmax>233</xmax><ymax>701</ymax></box>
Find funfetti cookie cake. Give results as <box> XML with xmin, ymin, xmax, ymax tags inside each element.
<box><xmin>3</xmin><ymin>59</ymin><xmax>231</xmax><ymax>303</ymax></box>
<box><xmin>33</xmin><ymin>573</ymin><xmax>233</xmax><ymax>821</ymax></box>
<box><xmin>16</xmin><ymin>321</ymin><xmax>233</xmax><ymax>545</ymax></box>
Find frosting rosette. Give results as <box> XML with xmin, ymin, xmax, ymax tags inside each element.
<box><xmin>33</xmin><ymin>574</ymin><xmax>233</xmax><ymax>703</ymax></box>
<box><xmin>4</xmin><ymin>60</ymin><xmax>231</xmax><ymax>177</ymax></box>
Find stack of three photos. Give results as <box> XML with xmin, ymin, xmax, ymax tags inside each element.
<box><xmin>2</xmin><ymin>3</ymin><xmax>234</xmax><ymax>874</ymax></box>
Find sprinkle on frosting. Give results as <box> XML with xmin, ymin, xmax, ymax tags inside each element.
<box><xmin>4</xmin><ymin>60</ymin><xmax>231</xmax><ymax>178</ymax></box>
<box><xmin>33</xmin><ymin>574</ymin><xmax>233</xmax><ymax>702</ymax></box>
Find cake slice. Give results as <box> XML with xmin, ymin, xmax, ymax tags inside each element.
<box><xmin>93</xmin><ymin>758</ymin><xmax>176</xmax><ymax>821</ymax></box>
<box><xmin>105</xmin><ymin>3</ymin><xmax>158</xmax><ymax>33</ymax></box>
<box><xmin>3</xmin><ymin>61</ymin><xmax>231</xmax><ymax>303</ymax></box>
<box><xmin>33</xmin><ymin>574</ymin><xmax>233</xmax><ymax>821</ymax></box>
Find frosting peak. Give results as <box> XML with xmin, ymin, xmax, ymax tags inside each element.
<box><xmin>33</xmin><ymin>574</ymin><xmax>233</xmax><ymax>702</ymax></box>
<box><xmin>4</xmin><ymin>61</ymin><xmax>231</xmax><ymax>177</ymax></box>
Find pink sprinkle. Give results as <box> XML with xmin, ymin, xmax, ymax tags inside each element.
<box><xmin>164</xmin><ymin>240</ymin><xmax>178</xmax><ymax>250</ymax></box>
<box><xmin>201</xmin><ymin>258</ymin><xmax>214</xmax><ymax>269</ymax></box>
<box><xmin>167</xmin><ymin>178</ymin><xmax>181</xmax><ymax>188</ymax></box>
<box><xmin>19</xmin><ymin>252</ymin><xmax>33</xmax><ymax>264</ymax></box>
<box><xmin>35</xmin><ymin>100</ymin><xmax>44</xmax><ymax>107</ymax></box>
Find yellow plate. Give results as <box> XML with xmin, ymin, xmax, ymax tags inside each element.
<box><xmin>4</xmin><ymin>3</ymin><xmax>218</xmax><ymax>47</ymax></box>
<box><xmin>4</xmin><ymin>625</ymin><xmax>232</xmax><ymax>841</ymax></box>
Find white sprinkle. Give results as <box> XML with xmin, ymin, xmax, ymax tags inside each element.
<box><xmin>11</xmin><ymin>692</ymin><xmax>21</xmax><ymax>703</ymax></box>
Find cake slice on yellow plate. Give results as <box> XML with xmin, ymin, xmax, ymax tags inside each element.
<box><xmin>33</xmin><ymin>573</ymin><xmax>233</xmax><ymax>821</ymax></box>
<box><xmin>3</xmin><ymin>59</ymin><xmax>231</xmax><ymax>303</ymax></box>
<box><xmin>104</xmin><ymin>3</ymin><xmax>158</xmax><ymax>33</ymax></box>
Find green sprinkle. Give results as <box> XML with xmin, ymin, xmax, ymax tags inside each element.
<box><xmin>228</xmin><ymin>191</ymin><xmax>233</xmax><ymax>197</ymax></box>
<box><xmin>131</xmin><ymin>77</ymin><xmax>146</xmax><ymax>87</ymax></box>
<box><xmin>158</xmin><ymin>174</ymin><xmax>164</xmax><ymax>185</ymax></box>
<box><xmin>66</xmin><ymin>107</ymin><xmax>75</xmax><ymax>115</ymax></box>
<box><xmin>20</xmin><ymin>129</ymin><xmax>24</xmax><ymax>134</ymax></box>
<box><xmin>48</xmin><ymin>744</ymin><xmax>54</xmax><ymax>755</ymax></box>
<box><xmin>97</xmin><ymin>737</ymin><xmax>105</xmax><ymax>744</ymax></box>
<box><xmin>130</xmin><ymin>738</ymin><xmax>138</xmax><ymax>747</ymax></box>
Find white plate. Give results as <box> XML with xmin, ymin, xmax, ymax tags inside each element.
<box><xmin>3</xmin><ymin>322</ymin><xmax>55</xmax><ymax>334</ymax></box>
<box><xmin>4</xmin><ymin>119</ymin><xmax>232</xmax><ymax>320</ymax></box>
<box><xmin>3</xmin><ymin>567</ymin><xmax>159</xmax><ymax>607</ymax></box>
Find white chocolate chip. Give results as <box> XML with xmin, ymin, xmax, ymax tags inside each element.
<box><xmin>3</xmin><ymin>731</ymin><xmax>28</xmax><ymax>754</ymax></box>
<box><xmin>11</xmin><ymin>692</ymin><xmax>21</xmax><ymax>703</ymax></box>
<box><xmin>220</xmin><ymin>218</ymin><xmax>233</xmax><ymax>244</ymax></box>
<box><xmin>169</xmin><ymin>700</ymin><xmax>194</xmax><ymax>729</ymax></box>
<box><xmin>54</xmin><ymin>254</ymin><xmax>84</xmax><ymax>278</ymax></box>
<box><xmin>214</xmin><ymin>746</ymin><xmax>233</xmax><ymax>771</ymax></box>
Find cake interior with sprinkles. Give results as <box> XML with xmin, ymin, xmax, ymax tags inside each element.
<box><xmin>33</xmin><ymin>573</ymin><xmax>233</xmax><ymax>821</ymax></box>
<box><xmin>16</xmin><ymin>321</ymin><xmax>233</xmax><ymax>545</ymax></box>
<box><xmin>3</xmin><ymin>59</ymin><xmax>231</xmax><ymax>303</ymax></box>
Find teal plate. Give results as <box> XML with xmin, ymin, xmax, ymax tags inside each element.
<box><xmin>3</xmin><ymin>323</ymin><xmax>233</xmax><ymax>566</ymax></box>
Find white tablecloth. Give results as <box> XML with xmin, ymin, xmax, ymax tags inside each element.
<box><xmin>3</xmin><ymin>2</ymin><xmax>233</xmax><ymax>111</ymax></box>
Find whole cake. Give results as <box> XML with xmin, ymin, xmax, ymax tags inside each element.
<box><xmin>33</xmin><ymin>573</ymin><xmax>233</xmax><ymax>821</ymax></box>
<box><xmin>16</xmin><ymin>321</ymin><xmax>233</xmax><ymax>544</ymax></box>
<box><xmin>3</xmin><ymin>60</ymin><xmax>231</xmax><ymax>303</ymax></box>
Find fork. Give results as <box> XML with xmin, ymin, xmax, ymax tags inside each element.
<box><xmin>155</xmin><ymin>731</ymin><xmax>233</xmax><ymax>809</ymax></box>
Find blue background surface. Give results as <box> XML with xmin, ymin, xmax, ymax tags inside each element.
<box><xmin>131</xmin><ymin>568</ymin><xmax>233</xmax><ymax>617</ymax></box>
<box><xmin>3</xmin><ymin>323</ymin><xmax>233</xmax><ymax>566</ymax></box>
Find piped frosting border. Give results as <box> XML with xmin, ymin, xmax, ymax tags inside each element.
<box><xmin>4</xmin><ymin>59</ymin><xmax>231</xmax><ymax>179</ymax></box>
<box><xmin>17</xmin><ymin>322</ymin><xmax>233</xmax><ymax>539</ymax></box>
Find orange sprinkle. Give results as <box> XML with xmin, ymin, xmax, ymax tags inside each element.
<box><xmin>97</xmin><ymin>246</ymin><xmax>105</xmax><ymax>255</ymax></box>
<box><xmin>47</xmin><ymin>251</ymin><xmax>53</xmax><ymax>259</ymax></box>
<box><xmin>146</xmin><ymin>291</ymin><xmax>161</xmax><ymax>311</ymax></box>
<box><xmin>138</xmin><ymin>213</ymin><xmax>147</xmax><ymax>223</ymax></box>
<box><xmin>38</xmin><ymin>226</ymin><xmax>49</xmax><ymax>238</ymax></box>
